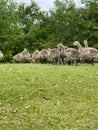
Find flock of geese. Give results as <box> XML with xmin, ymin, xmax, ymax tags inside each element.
<box><xmin>0</xmin><ymin>40</ymin><xmax>98</xmax><ymax>65</ymax></box>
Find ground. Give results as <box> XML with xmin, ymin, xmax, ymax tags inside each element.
<box><xmin>0</xmin><ymin>63</ymin><xmax>98</xmax><ymax>130</ymax></box>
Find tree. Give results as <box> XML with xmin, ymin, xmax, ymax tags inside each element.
<box><xmin>80</xmin><ymin>0</ymin><xmax>98</xmax><ymax>47</ymax></box>
<box><xmin>0</xmin><ymin>0</ymin><xmax>98</xmax><ymax>62</ymax></box>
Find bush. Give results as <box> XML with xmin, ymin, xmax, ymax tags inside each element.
<box><xmin>2</xmin><ymin>53</ymin><xmax>14</xmax><ymax>63</ymax></box>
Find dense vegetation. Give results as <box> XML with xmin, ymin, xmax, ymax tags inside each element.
<box><xmin>0</xmin><ymin>63</ymin><xmax>98</xmax><ymax>129</ymax></box>
<box><xmin>0</xmin><ymin>0</ymin><xmax>98</xmax><ymax>62</ymax></box>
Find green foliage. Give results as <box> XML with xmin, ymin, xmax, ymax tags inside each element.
<box><xmin>0</xmin><ymin>0</ymin><xmax>98</xmax><ymax>62</ymax></box>
<box><xmin>2</xmin><ymin>53</ymin><xmax>13</xmax><ymax>63</ymax></box>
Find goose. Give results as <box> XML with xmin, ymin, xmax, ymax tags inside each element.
<box><xmin>57</xmin><ymin>43</ymin><xmax>81</xmax><ymax>65</ymax></box>
<box><xmin>73</xmin><ymin>41</ymin><xmax>98</xmax><ymax>65</ymax></box>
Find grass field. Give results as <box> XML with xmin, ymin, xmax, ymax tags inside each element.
<box><xmin>0</xmin><ymin>63</ymin><xmax>98</xmax><ymax>130</ymax></box>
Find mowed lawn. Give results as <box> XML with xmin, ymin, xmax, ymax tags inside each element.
<box><xmin>0</xmin><ymin>63</ymin><xmax>98</xmax><ymax>130</ymax></box>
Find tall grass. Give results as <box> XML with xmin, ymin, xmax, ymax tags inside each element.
<box><xmin>0</xmin><ymin>63</ymin><xmax>98</xmax><ymax>130</ymax></box>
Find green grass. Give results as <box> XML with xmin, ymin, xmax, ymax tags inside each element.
<box><xmin>0</xmin><ymin>63</ymin><xmax>98</xmax><ymax>130</ymax></box>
